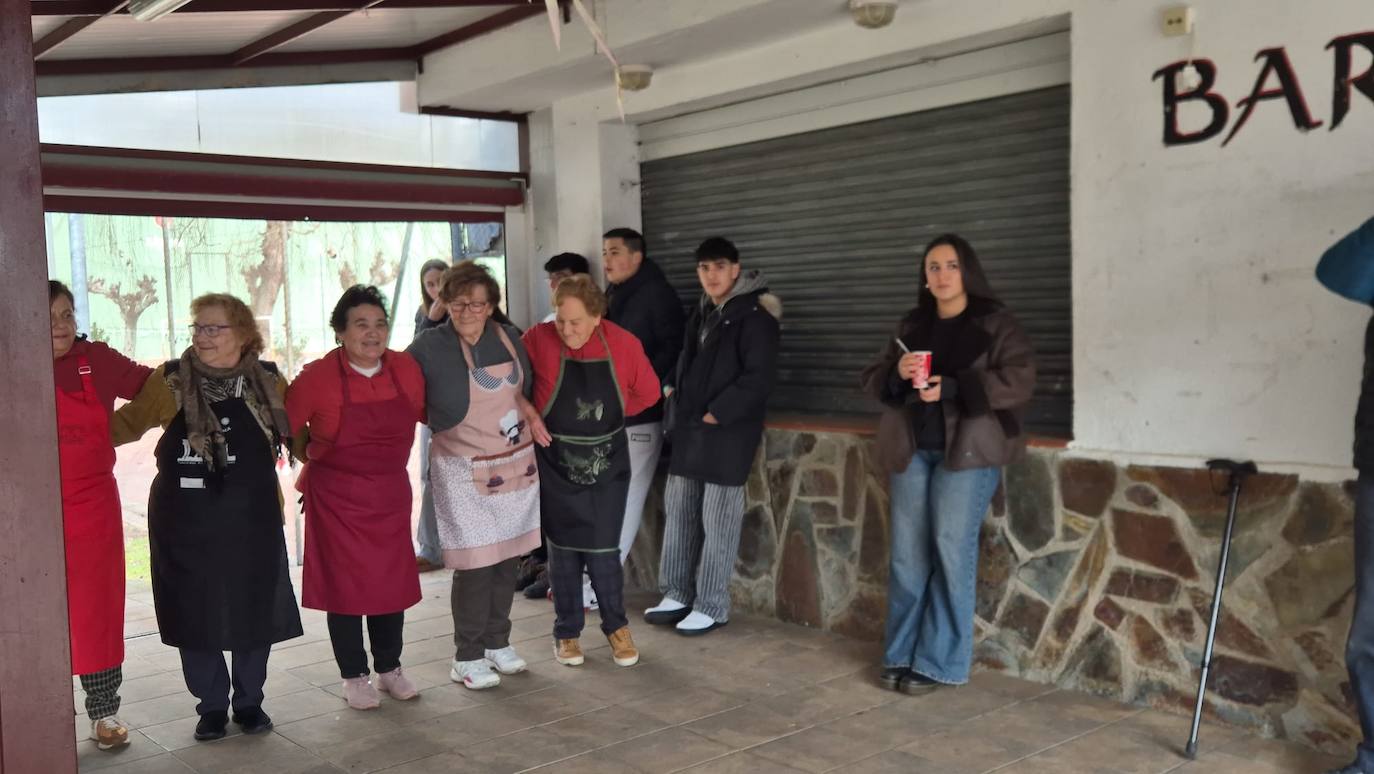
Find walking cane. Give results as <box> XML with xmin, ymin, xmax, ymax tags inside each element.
<box><xmin>1184</xmin><ymin>457</ymin><xmax>1257</xmax><ymax>759</ymax></box>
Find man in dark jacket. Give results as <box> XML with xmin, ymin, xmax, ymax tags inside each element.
<box><xmin>644</xmin><ymin>237</ymin><xmax>780</xmax><ymax>635</ymax></box>
<box><xmin>1319</xmin><ymin>216</ymin><xmax>1374</xmax><ymax>774</ymax></box>
<box><xmin>603</xmin><ymin>228</ymin><xmax>685</xmax><ymax>580</ymax></box>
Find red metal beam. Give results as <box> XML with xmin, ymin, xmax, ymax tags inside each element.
<box><xmin>43</xmin><ymin>142</ymin><xmax>528</xmax><ymax>182</ymax></box>
<box><xmin>32</xmin><ymin>0</ymin><xmax>126</xmax><ymax>60</ymax></box>
<box><xmin>408</xmin><ymin>3</ymin><xmax>542</xmax><ymax>57</ymax></box>
<box><xmin>36</xmin><ymin>46</ymin><xmax>412</xmax><ymax>76</ymax></box>
<box><xmin>421</xmin><ymin>106</ymin><xmax>528</xmax><ymax>123</ymax></box>
<box><xmin>0</xmin><ymin>0</ymin><xmax>78</xmax><ymax>771</ymax></box>
<box><xmin>32</xmin><ymin>0</ymin><xmax>531</xmax><ymax>13</ymax></box>
<box><xmin>231</xmin><ymin>1</ymin><xmax>387</xmax><ymax>65</ymax></box>
<box><xmin>45</xmin><ymin>195</ymin><xmax>505</xmax><ymax>223</ymax></box>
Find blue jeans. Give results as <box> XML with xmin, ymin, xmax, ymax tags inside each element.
<box><xmin>1347</xmin><ymin>475</ymin><xmax>1374</xmax><ymax>771</ymax></box>
<box><xmin>415</xmin><ymin>425</ymin><xmax>441</xmax><ymax>564</ymax></box>
<box><xmin>883</xmin><ymin>450</ymin><xmax>1000</xmax><ymax>684</ymax></box>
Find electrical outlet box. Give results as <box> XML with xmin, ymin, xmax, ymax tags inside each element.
<box><xmin>1163</xmin><ymin>6</ymin><xmax>1194</xmax><ymax>37</ymax></box>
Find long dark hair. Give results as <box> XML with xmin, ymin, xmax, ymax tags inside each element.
<box><xmin>418</xmin><ymin>258</ymin><xmax>449</xmax><ymax>312</ymax></box>
<box><xmin>916</xmin><ymin>233</ymin><xmax>1000</xmax><ymax>312</ymax></box>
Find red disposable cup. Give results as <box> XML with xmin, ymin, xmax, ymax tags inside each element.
<box><xmin>913</xmin><ymin>351</ymin><xmax>932</xmax><ymax>389</ymax></box>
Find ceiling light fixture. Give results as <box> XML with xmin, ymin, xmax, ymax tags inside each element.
<box><xmin>127</xmin><ymin>0</ymin><xmax>195</xmax><ymax>22</ymax></box>
<box><xmin>849</xmin><ymin>0</ymin><xmax>898</xmax><ymax>29</ymax></box>
<box><xmin>617</xmin><ymin>65</ymin><xmax>653</xmax><ymax>92</ymax></box>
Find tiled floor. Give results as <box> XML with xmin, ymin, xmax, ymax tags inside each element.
<box><xmin>76</xmin><ymin>570</ymin><xmax>1345</xmax><ymax>773</ymax></box>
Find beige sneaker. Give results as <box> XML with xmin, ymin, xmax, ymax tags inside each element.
<box><xmin>554</xmin><ymin>638</ymin><xmax>584</xmax><ymax>666</ymax></box>
<box><xmin>607</xmin><ymin>626</ymin><xmax>640</xmax><ymax>667</ymax></box>
<box><xmin>90</xmin><ymin>716</ymin><xmax>130</xmax><ymax>750</ymax></box>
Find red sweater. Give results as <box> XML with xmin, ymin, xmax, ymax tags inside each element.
<box><xmin>286</xmin><ymin>348</ymin><xmax>426</xmax><ymax>462</ymax></box>
<box><xmin>53</xmin><ymin>338</ymin><xmax>152</xmax><ymax>414</ymax></box>
<box><xmin>522</xmin><ymin>320</ymin><xmax>661</xmax><ymax>419</ymax></box>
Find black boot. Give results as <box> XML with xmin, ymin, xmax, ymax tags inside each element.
<box><xmin>194</xmin><ymin>710</ymin><xmax>229</xmax><ymax>741</ymax></box>
<box><xmin>898</xmin><ymin>669</ymin><xmax>941</xmax><ymax>695</ymax></box>
<box><xmin>231</xmin><ymin>706</ymin><xmax>273</xmax><ymax>735</ymax></box>
<box><xmin>879</xmin><ymin>667</ymin><xmax>906</xmax><ymax>691</ymax></box>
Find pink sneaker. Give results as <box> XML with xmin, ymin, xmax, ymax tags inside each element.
<box><xmin>376</xmin><ymin>667</ymin><xmax>418</xmax><ymax>701</ymax></box>
<box><xmin>343</xmin><ymin>676</ymin><xmax>380</xmax><ymax>710</ymax></box>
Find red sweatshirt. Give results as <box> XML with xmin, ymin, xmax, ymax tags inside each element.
<box><xmin>286</xmin><ymin>348</ymin><xmax>426</xmax><ymax>462</ymax></box>
<box><xmin>522</xmin><ymin>320</ymin><xmax>661</xmax><ymax>420</ymax></box>
<box><xmin>53</xmin><ymin>338</ymin><xmax>152</xmax><ymax>414</ymax></box>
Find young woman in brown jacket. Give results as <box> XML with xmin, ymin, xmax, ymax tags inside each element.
<box><xmin>861</xmin><ymin>234</ymin><xmax>1036</xmax><ymax>694</ymax></box>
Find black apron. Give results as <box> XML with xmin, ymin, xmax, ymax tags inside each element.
<box><xmin>535</xmin><ymin>327</ymin><xmax>631</xmax><ymax>552</ymax></box>
<box><xmin>148</xmin><ymin>369</ymin><xmax>303</xmax><ymax>651</ymax></box>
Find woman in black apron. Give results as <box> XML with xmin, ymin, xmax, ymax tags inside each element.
<box><xmin>523</xmin><ymin>275</ymin><xmax>662</xmax><ymax>669</ymax></box>
<box><xmin>112</xmin><ymin>293</ymin><xmax>302</xmax><ymax>742</ymax></box>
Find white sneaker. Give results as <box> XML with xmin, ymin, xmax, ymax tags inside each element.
<box><xmin>675</xmin><ymin>610</ymin><xmax>726</xmax><ymax>636</ymax></box>
<box><xmin>90</xmin><ymin>716</ymin><xmax>130</xmax><ymax>750</ymax></box>
<box><xmin>644</xmin><ymin>597</ymin><xmax>689</xmax><ymax>626</ymax></box>
<box><xmin>484</xmin><ymin>646</ymin><xmax>528</xmax><ymax>675</ymax></box>
<box><xmin>582</xmin><ymin>578</ymin><xmax>599</xmax><ymax>611</ymax></box>
<box><xmin>450</xmin><ymin>658</ymin><xmax>501</xmax><ymax>690</ymax></box>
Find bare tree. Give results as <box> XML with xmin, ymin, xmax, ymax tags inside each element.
<box><xmin>242</xmin><ymin>220</ymin><xmax>291</xmax><ymax>353</ymax></box>
<box><xmin>89</xmin><ymin>275</ymin><xmax>159</xmax><ymax>354</ymax></box>
<box><xmin>338</xmin><ymin>250</ymin><xmax>400</xmax><ymax>291</ymax></box>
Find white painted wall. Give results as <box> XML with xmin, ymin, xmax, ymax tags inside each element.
<box><xmin>524</xmin><ymin>96</ymin><xmax>642</xmax><ymax>323</ymax></box>
<box><xmin>430</xmin><ymin>0</ymin><xmax>1374</xmax><ymax>478</ymax></box>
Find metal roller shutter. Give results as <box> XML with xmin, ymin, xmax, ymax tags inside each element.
<box><xmin>641</xmin><ymin>85</ymin><xmax>1071</xmax><ymax>438</ymax></box>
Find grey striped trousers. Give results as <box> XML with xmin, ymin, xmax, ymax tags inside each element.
<box><xmin>659</xmin><ymin>474</ymin><xmax>747</xmax><ymax>622</ymax></box>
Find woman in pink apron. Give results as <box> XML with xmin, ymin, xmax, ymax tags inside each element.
<box><xmin>288</xmin><ymin>286</ymin><xmax>427</xmax><ymax>710</ymax></box>
<box><xmin>50</xmin><ymin>280</ymin><xmax>153</xmax><ymax>751</ymax></box>
<box><xmin>406</xmin><ymin>261</ymin><xmax>548</xmax><ymax>691</ymax></box>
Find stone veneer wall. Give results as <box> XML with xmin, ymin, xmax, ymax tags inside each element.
<box><xmin>624</xmin><ymin>427</ymin><xmax>1359</xmax><ymax>755</ymax></box>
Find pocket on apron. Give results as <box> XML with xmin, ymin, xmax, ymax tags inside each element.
<box><xmin>471</xmin><ymin>444</ymin><xmax>538</xmax><ymax>496</ymax></box>
<box><xmin>553</xmin><ymin>437</ymin><xmax>615</xmax><ymax>486</ymax></box>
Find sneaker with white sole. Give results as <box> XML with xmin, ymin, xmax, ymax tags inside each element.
<box><xmin>450</xmin><ymin>658</ymin><xmax>501</xmax><ymax>690</ymax></box>
<box><xmin>484</xmin><ymin>646</ymin><xmax>528</xmax><ymax>675</ymax></box>
<box><xmin>607</xmin><ymin>626</ymin><xmax>640</xmax><ymax>667</ymax></box>
<box><xmin>376</xmin><ymin>667</ymin><xmax>418</xmax><ymax>701</ymax></box>
<box><xmin>554</xmin><ymin>638</ymin><xmax>584</xmax><ymax>666</ymax></box>
<box><xmin>675</xmin><ymin>609</ymin><xmax>727</xmax><ymax>636</ymax></box>
<box><xmin>342</xmin><ymin>676</ymin><xmax>380</xmax><ymax>710</ymax></box>
<box><xmin>581</xmin><ymin>578</ymin><xmax>599</xmax><ymax>611</ymax></box>
<box><xmin>90</xmin><ymin>716</ymin><xmax>130</xmax><ymax>750</ymax></box>
<box><xmin>644</xmin><ymin>596</ymin><xmax>690</xmax><ymax>626</ymax></box>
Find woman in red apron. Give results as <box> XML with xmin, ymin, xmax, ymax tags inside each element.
<box><xmin>523</xmin><ymin>275</ymin><xmax>661</xmax><ymax>669</ymax></box>
<box><xmin>49</xmin><ymin>281</ymin><xmax>153</xmax><ymax>751</ymax></box>
<box><xmin>288</xmin><ymin>286</ymin><xmax>426</xmax><ymax>710</ymax></box>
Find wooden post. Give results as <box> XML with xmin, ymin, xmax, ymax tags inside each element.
<box><xmin>0</xmin><ymin>1</ymin><xmax>78</xmax><ymax>771</ymax></box>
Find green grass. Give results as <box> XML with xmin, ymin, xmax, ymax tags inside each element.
<box><xmin>125</xmin><ymin>536</ymin><xmax>152</xmax><ymax>582</ymax></box>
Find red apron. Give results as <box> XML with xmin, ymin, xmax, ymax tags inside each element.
<box><xmin>301</xmin><ymin>354</ymin><xmax>422</xmax><ymax>615</ymax></box>
<box><xmin>55</xmin><ymin>355</ymin><xmax>125</xmax><ymax>675</ymax></box>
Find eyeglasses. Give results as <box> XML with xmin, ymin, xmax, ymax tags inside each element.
<box><xmin>189</xmin><ymin>324</ymin><xmax>231</xmax><ymax>338</ymax></box>
<box><xmin>448</xmin><ymin>301</ymin><xmax>490</xmax><ymax>313</ymax></box>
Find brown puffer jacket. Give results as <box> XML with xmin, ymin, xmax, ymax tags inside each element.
<box><xmin>860</xmin><ymin>297</ymin><xmax>1036</xmax><ymax>473</ymax></box>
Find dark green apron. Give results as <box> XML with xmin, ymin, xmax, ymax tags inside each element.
<box><xmin>535</xmin><ymin>327</ymin><xmax>630</xmax><ymax>552</ymax></box>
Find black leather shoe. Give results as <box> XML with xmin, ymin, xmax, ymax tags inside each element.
<box><xmin>879</xmin><ymin>667</ymin><xmax>906</xmax><ymax>691</ymax></box>
<box><xmin>898</xmin><ymin>670</ymin><xmax>941</xmax><ymax>695</ymax></box>
<box><xmin>231</xmin><ymin>707</ymin><xmax>273</xmax><ymax>735</ymax></box>
<box><xmin>193</xmin><ymin>711</ymin><xmax>228</xmax><ymax>741</ymax></box>
<box><xmin>523</xmin><ymin>576</ymin><xmax>550</xmax><ymax>600</ymax></box>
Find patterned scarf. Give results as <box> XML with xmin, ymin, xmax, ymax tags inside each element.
<box><xmin>177</xmin><ymin>348</ymin><xmax>292</xmax><ymax>470</ymax></box>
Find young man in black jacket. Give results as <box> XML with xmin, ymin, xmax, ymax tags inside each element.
<box><xmin>602</xmin><ymin>228</ymin><xmax>685</xmax><ymax>587</ymax></box>
<box><xmin>644</xmin><ymin>237</ymin><xmax>780</xmax><ymax>635</ymax></box>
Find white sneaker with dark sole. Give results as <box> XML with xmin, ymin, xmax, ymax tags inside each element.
<box><xmin>675</xmin><ymin>610</ymin><xmax>727</xmax><ymax>636</ymax></box>
<box><xmin>644</xmin><ymin>597</ymin><xmax>689</xmax><ymax>626</ymax></box>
